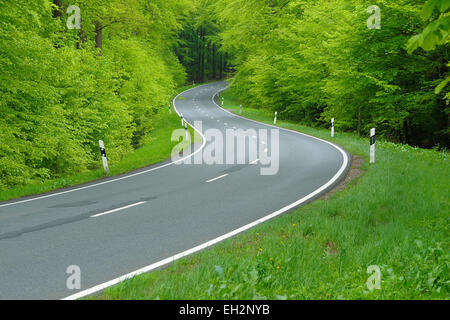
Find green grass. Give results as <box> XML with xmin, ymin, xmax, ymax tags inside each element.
<box><xmin>0</xmin><ymin>85</ymin><xmax>201</xmax><ymax>202</ymax></box>
<box><xmin>96</xmin><ymin>89</ymin><xmax>449</xmax><ymax>300</ymax></box>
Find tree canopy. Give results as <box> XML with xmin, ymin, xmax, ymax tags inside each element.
<box><xmin>0</xmin><ymin>0</ymin><xmax>190</xmax><ymax>189</ymax></box>
<box><xmin>0</xmin><ymin>0</ymin><xmax>448</xmax><ymax>190</ymax></box>
<box><xmin>211</xmin><ymin>0</ymin><xmax>449</xmax><ymax>148</ymax></box>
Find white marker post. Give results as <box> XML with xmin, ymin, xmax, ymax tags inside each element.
<box><xmin>274</xmin><ymin>112</ymin><xmax>277</xmax><ymax>124</ymax></box>
<box><xmin>331</xmin><ymin>118</ymin><xmax>335</xmax><ymax>137</ymax></box>
<box><xmin>181</xmin><ymin>113</ymin><xmax>184</xmax><ymax>126</ymax></box>
<box><xmin>98</xmin><ymin>140</ymin><xmax>109</xmax><ymax>174</ymax></box>
<box><xmin>184</xmin><ymin>122</ymin><xmax>188</xmax><ymax>140</ymax></box>
<box><xmin>370</xmin><ymin>128</ymin><xmax>376</xmax><ymax>164</ymax></box>
<box><xmin>168</xmin><ymin>104</ymin><xmax>171</xmax><ymax>114</ymax></box>
<box><xmin>240</xmin><ymin>104</ymin><xmax>242</xmax><ymax>114</ymax></box>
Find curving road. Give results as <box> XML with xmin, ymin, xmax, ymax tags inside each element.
<box><xmin>0</xmin><ymin>82</ymin><xmax>350</xmax><ymax>299</ymax></box>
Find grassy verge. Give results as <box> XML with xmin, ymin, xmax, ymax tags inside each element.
<box><xmin>98</xmin><ymin>89</ymin><xmax>449</xmax><ymax>300</ymax></box>
<box><xmin>0</xmin><ymin>85</ymin><xmax>201</xmax><ymax>202</ymax></box>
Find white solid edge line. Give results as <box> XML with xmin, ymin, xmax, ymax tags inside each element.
<box><xmin>90</xmin><ymin>201</ymin><xmax>146</xmax><ymax>218</ymax></box>
<box><xmin>0</xmin><ymin>84</ymin><xmax>215</xmax><ymax>209</ymax></box>
<box><xmin>62</xmin><ymin>83</ymin><xmax>349</xmax><ymax>300</ymax></box>
<box><xmin>213</xmin><ymin>88</ymin><xmax>349</xmax><ymax>168</ymax></box>
<box><xmin>206</xmin><ymin>174</ymin><xmax>228</xmax><ymax>183</ymax></box>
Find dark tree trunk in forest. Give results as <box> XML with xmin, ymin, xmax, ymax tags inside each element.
<box><xmin>219</xmin><ymin>53</ymin><xmax>223</xmax><ymax>79</ymax></box>
<box><xmin>195</xmin><ymin>29</ymin><xmax>200</xmax><ymax>82</ymax></box>
<box><xmin>206</xmin><ymin>40</ymin><xmax>210</xmax><ymax>80</ymax></box>
<box><xmin>212</xmin><ymin>43</ymin><xmax>216</xmax><ymax>79</ymax></box>
<box><xmin>224</xmin><ymin>53</ymin><xmax>228</xmax><ymax>78</ymax></box>
<box><xmin>200</xmin><ymin>28</ymin><xmax>205</xmax><ymax>83</ymax></box>
<box><xmin>403</xmin><ymin>117</ymin><xmax>410</xmax><ymax>145</ymax></box>
<box><xmin>176</xmin><ymin>24</ymin><xmax>226</xmax><ymax>83</ymax></box>
<box><xmin>94</xmin><ymin>21</ymin><xmax>103</xmax><ymax>56</ymax></box>
<box><xmin>357</xmin><ymin>107</ymin><xmax>361</xmax><ymax>136</ymax></box>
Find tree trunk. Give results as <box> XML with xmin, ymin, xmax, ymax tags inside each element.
<box><xmin>357</xmin><ymin>107</ymin><xmax>361</xmax><ymax>136</ymax></box>
<box><xmin>200</xmin><ymin>28</ymin><xmax>205</xmax><ymax>83</ymax></box>
<box><xmin>94</xmin><ymin>21</ymin><xmax>103</xmax><ymax>56</ymax></box>
<box><xmin>206</xmin><ymin>40</ymin><xmax>210</xmax><ymax>80</ymax></box>
<box><xmin>403</xmin><ymin>117</ymin><xmax>410</xmax><ymax>145</ymax></box>
<box><xmin>195</xmin><ymin>28</ymin><xmax>199</xmax><ymax>82</ymax></box>
<box><xmin>212</xmin><ymin>43</ymin><xmax>216</xmax><ymax>79</ymax></box>
<box><xmin>224</xmin><ymin>52</ymin><xmax>228</xmax><ymax>78</ymax></box>
<box><xmin>219</xmin><ymin>53</ymin><xmax>223</xmax><ymax>79</ymax></box>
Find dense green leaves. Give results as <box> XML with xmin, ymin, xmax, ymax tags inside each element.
<box><xmin>407</xmin><ymin>0</ymin><xmax>449</xmax><ymax>53</ymax></box>
<box><xmin>408</xmin><ymin>0</ymin><xmax>449</xmax><ymax>105</ymax></box>
<box><xmin>212</xmin><ymin>0</ymin><xmax>448</xmax><ymax>148</ymax></box>
<box><xmin>1</xmin><ymin>0</ymin><xmax>448</xmax><ymax>190</ymax></box>
<box><xmin>0</xmin><ymin>0</ymin><xmax>188</xmax><ymax>190</ymax></box>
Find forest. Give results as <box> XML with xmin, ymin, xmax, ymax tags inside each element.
<box><xmin>207</xmin><ymin>0</ymin><xmax>449</xmax><ymax>148</ymax></box>
<box><xmin>0</xmin><ymin>0</ymin><xmax>448</xmax><ymax>190</ymax></box>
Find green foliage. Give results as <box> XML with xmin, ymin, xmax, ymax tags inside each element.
<box><xmin>408</xmin><ymin>0</ymin><xmax>450</xmax><ymax>104</ymax></box>
<box><xmin>407</xmin><ymin>0</ymin><xmax>450</xmax><ymax>53</ymax></box>
<box><xmin>0</xmin><ymin>108</ymin><xmax>196</xmax><ymax>202</ymax></box>
<box><xmin>212</xmin><ymin>0</ymin><xmax>448</xmax><ymax>148</ymax></box>
<box><xmin>0</xmin><ymin>0</ymin><xmax>187</xmax><ymax>190</ymax></box>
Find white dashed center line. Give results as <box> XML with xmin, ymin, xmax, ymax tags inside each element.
<box><xmin>206</xmin><ymin>174</ymin><xmax>229</xmax><ymax>183</ymax></box>
<box><xmin>91</xmin><ymin>201</ymin><xmax>147</xmax><ymax>218</ymax></box>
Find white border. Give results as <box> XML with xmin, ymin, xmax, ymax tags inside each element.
<box><xmin>62</xmin><ymin>84</ymin><xmax>349</xmax><ymax>300</ymax></box>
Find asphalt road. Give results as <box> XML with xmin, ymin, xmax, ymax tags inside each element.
<box><xmin>0</xmin><ymin>82</ymin><xmax>350</xmax><ymax>299</ymax></box>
